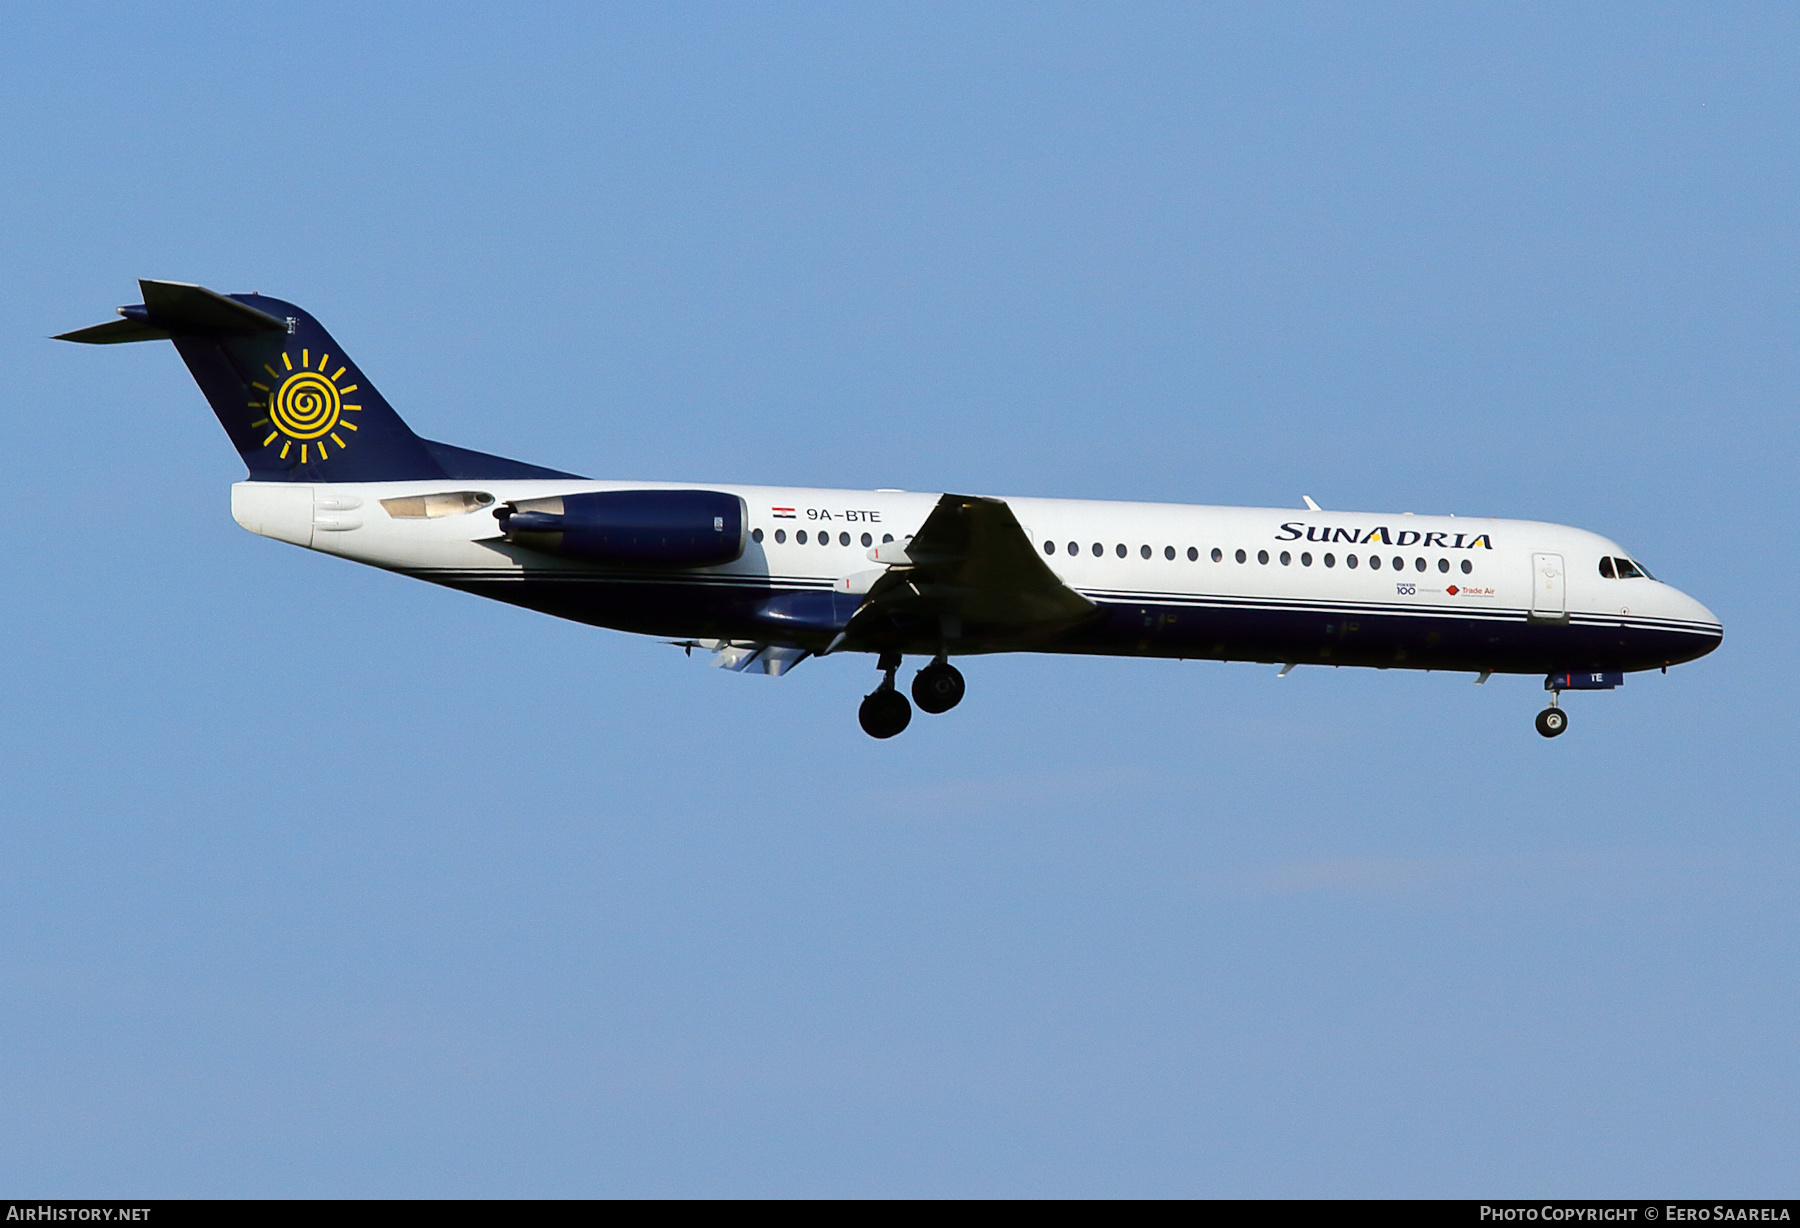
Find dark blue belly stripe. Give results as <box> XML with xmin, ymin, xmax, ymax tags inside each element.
<box><xmin>397</xmin><ymin>567</ymin><xmax>1719</xmax><ymax>674</ymax></box>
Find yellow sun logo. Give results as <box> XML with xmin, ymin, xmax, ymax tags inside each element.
<box><xmin>248</xmin><ymin>349</ymin><xmax>361</xmax><ymax>464</ymax></box>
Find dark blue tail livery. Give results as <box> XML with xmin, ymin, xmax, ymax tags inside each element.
<box><xmin>57</xmin><ymin>280</ymin><xmax>578</xmax><ymax>482</ymax></box>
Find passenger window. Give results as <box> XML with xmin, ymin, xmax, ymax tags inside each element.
<box><xmin>1235</xmin><ymin>549</ymin><xmax>1247</xmax><ymax>563</ymax></box>
<box><xmin>1301</xmin><ymin>552</ymin><xmax>1313</xmax><ymax>566</ymax></box>
<box><xmin>1044</xmin><ymin>540</ymin><xmax>1055</xmax><ymax>555</ymax></box>
<box><xmin>1188</xmin><ymin>547</ymin><xmax>1199</xmax><ymax>561</ymax></box>
<box><xmin>1391</xmin><ymin>556</ymin><xmax>1403</xmax><ymax>571</ymax></box>
<box><xmin>1211</xmin><ymin>548</ymin><xmax>1222</xmax><ymax>562</ymax></box>
<box><xmin>1279</xmin><ymin>551</ymin><xmax>1291</xmax><ymax>565</ymax></box>
<box><xmin>883</xmin><ymin>533</ymin><xmax>894</xmax><ymax>543</ymax></box>
<box><xmin>1599</xmin><ymin>557</ymin><xmax>1615</xmax><ymax>578</ymax></box>
<box><xmin>1140</xmin><ymin>545</ymin><xmax>1151</xmax><ymax>559</ymax></box>
<box><xmin>1116</xmin><ymin>543</ymin><xmax>1127</xmax><ymax>558</ymax></box>
<box><xmin>1092</xmin><ymin>542</ymin><xmax>1104</xmax><ymax>557</ymax></box>
<box><xmin>1414</xmin><ymin>557</ymin><xmax>1426</xmax><ymax>572</ymax></box>
<box><xmin>1165</xmin><ymin>546</ymin><xmax>1176</xmax><ymax>560</ymax></box>
<box><xmin>775</xmin><ymin>529</ymin><xmax>786</xmax><ymax>543</ymax></box>
<box><xmin>1068</xmin><ymin>541</ymin><xmax>1078</xmax><ymax>556</ymax></box>
<box><xmin>862</xmin><ymin>532</ymin><xmax>873</xmax><ymax>548</ymax></box>
<box><xmin>1257</xmin><ymin>550</ymin><xmax>1269</xmax><ymax>564</ymax></box>
<box><xmin>1324</xmin><ymin>553</ymin><xmax>1336</xmax><ymax>568</ymax></box>
<box><xmin>839</xmin><ymin>532</ymin><xmax>851</xmax><ymax>546</ymax></box>
<box><xmin>1460</xmin><ymin>559</ymin><xmax>1472</xmax><ymax>575</ymax></box>
<box><xmin>752</xmin><ymin>528</ymin><xmax>764</xmax><ymax>543</ymax></box>
<box><xmin>1347</xmin><ymin>554</ymin><xmax>1358</xmax><ymax>568</ymax></box>
<box><xmin>1437</xmin><ymin>558</ymin><xmax>1448</xmax><ymax>573</ymax></box>
<box><xmin>1369</xmin><ymin>555</ymin><xmax>1380</xmax><ymax>569</ymax></box>
<box><xmin>796</xmin><ymin>529</ymin><xmax>807</xmax><ymax>544</ymax></box>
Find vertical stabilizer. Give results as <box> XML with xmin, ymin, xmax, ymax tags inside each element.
<box><xmin>59</xmin><ymin>280</ymin><xmax>446</xmax><ymax>482</ymax></box>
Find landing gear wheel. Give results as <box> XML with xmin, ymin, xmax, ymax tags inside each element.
<box><xmin>859</xmin><ymin>688</ymin><xmax>912</xmax><ymax>739</ymax></box>
<box><xmin>1535</xmin><ymin>707</ymin><xmax>1568</xmax><ymax>738</ymax></box>
<box><xmin>912</xmin><ymin>661</ymin><xmax>965</xmax><ymax>714</ymax></box>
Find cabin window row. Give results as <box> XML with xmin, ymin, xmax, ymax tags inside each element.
<box><xmin>750</xmin><ymin>528</ymin><xmax>894</xmax><ymax>547</ymax></box>
<box><xmin>748</xmin><ymin>525</ymin><xmax>1477</xmax><ymax>576</ymax></box>
<box><xmin>1039</xmin><ymin>539</ymin><xmax>1474</xmax><ymax>575</ymax></box>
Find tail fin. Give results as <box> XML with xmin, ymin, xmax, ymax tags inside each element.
<box><xmin>59</xmin><ymin>280</ymin><xmax>445</xmax><ymax>482</ymax></box>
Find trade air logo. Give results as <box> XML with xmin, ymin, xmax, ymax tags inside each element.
<box><xmin>1276</xmin><ymin>522</ymin><xmax>1495</xmax><ymax>550</ymax></box>
<box><xmin>248</xmin><ymin>348</ymin><xmax>360</xmax><ymax>464</ymax></box>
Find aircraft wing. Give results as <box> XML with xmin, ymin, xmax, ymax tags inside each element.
<box><xmin>841</xmin><ymin>493</ymin><xmax>1096</xmax><ymax>651</ymax></box>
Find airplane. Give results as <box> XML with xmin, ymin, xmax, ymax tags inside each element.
<box><xmin>58</xmin><ymin>280</ymin><xmax>1722</xmax><ymax>739</ymax></box>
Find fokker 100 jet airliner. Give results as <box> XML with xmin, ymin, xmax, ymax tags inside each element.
<box><xmin>60</xmin><ymin>281</ymin><xmax>1722</xmax><ymax>739</ymax></box>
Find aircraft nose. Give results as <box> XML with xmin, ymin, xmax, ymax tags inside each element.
<box><xmin>1675</xmin><ymin>587</ymin><xmax>1723</xmax><ymax>632</ymax></box>
<box><xmin>1661</xmin><ymin>583</ymin><xmax>1724</xmax><ymax>659</ymax></box>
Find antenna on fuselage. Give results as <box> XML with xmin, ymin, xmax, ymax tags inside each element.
<box><xmin>1302</xmin><ymin>495</ymin><xmax>1322</xmax><ymax>511</ymax></box>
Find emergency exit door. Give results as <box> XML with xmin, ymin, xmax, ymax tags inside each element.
<box><xmin>1530</xmin><ymin>552</ymin><xmax>1566</xmax><ymax>621</ymax></box>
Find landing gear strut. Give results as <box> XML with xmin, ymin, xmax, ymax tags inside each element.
<box><xmin>912</xmin><ymin>658</ymin><xmax>965</xmax><ymax>714</ymax></box>
<box><xmin>858</xmin><ymin>651</ymin><xmax>912</xmax><ymax>739</ymax></box>
<box><xmin>1535</xmin><ymin>695</ymin><xmax>1568</xmax><ymax>738</ymax></box>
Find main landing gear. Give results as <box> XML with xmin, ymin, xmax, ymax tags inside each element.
<box><xmin>912</xmin><ymin>658</ymin><xmax>965</xmax><ymax>715</ymax></box>
<box><xmin>859</xmin><ymin>652</ymin><xmax>912</xmax><ymax>739</ymax></box>
<box><xmin>858</xmin><ymin>654</ymin><xmax>966</xmax><ymax>738</ymax></box>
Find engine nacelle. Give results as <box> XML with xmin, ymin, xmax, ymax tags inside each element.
<box><xmin>497</xmin><ymin>489</ymin><xmax>747</xmax><ymax>567</ymax></box>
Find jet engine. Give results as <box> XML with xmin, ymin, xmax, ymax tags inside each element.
<box><xmin>497</xmin><ymin>490</ymin><xmax>747</xmax><ymax>567</ymax></box>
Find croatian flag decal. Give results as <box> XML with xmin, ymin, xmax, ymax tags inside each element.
<box><xmin>771</xmin><ymin>506</ymin><xmax>797</xmax><ymax>519</ymax></box>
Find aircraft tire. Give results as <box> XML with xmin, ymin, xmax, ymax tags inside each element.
<box><xmin>912</xmin><ymin>662</ymin><xmax>966</xmax><ymax>714</ymax></box>
<box><xmin>859</xmin><ymin>688</ymin><xmax>913</xmax><ymax>739</ymax></box>
<box><xmin>1535</xmin><ymin>707</ymin><xmax>1568</xmax><ymax>738</ymax></box>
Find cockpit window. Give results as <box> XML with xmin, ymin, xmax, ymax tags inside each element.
<box><xmin>1614</xmin><ymin>557</ymin><xmax>1646</xmax><ymax>580</ymax></box>
<box><xmin>1598</xmin><ymin>557</ymin><xmax>1615</xmax><ymax>579</ymax></box>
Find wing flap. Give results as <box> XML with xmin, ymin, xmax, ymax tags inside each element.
<box><xmin>676</xmin><ymin>639</ymin><xmax>811</xmax><ymax>676</ymax></box>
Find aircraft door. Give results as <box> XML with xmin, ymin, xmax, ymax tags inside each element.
<box><xmin>1530</xmin><ymin>552</ymin><xmax>1566</xmax><ymax>621</ymax></box>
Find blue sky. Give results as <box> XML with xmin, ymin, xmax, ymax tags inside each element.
<box><xmin>2</xmin><ymin>3</ymin><xmax>1795</xmax><ymax>1196</ymax></box>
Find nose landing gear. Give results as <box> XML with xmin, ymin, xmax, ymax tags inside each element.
<box><xmin>1536</xmin><ymin>679</ymin><xmax>1569</xmax><ymax>737</ymax></box>
<box><xmin>1535</xmin><ymin>671</ymin><xmax>1619</xmax><ymax>737</ymax></box>
<box><xmin>858</xmin><ymin>651</ymin><xmax>912</xmax><ymax>739</ymax></box>
<box><xmin>912</xmin><ymin>658</ymin><xmax>965</xmax><ymax>714</ymax></box>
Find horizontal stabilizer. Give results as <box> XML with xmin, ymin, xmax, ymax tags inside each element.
<box><xmin>53</xmin><ymin>318</ymin><xmax>174</xmax><ymax>344</ymax></box>
<box><xmin>55</xmin><ymin>279</ymin><xmax>286</xmax><ymax>344</ymax></box>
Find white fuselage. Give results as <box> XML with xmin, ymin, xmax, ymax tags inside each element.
<box><xmin>230</xmin><ymin>478</ymin><xmax>1721</xmax><ymax>678</ymax></box>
